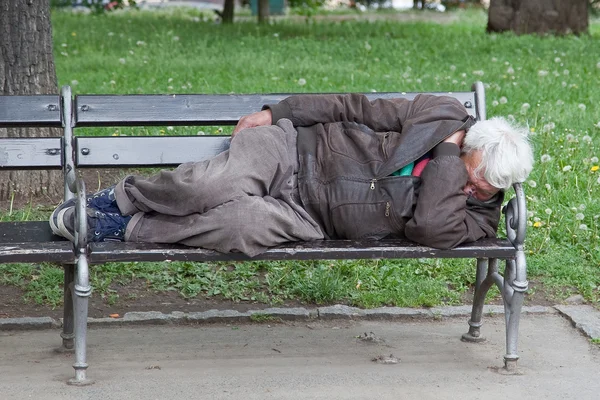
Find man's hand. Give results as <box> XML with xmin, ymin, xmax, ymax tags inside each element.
<box><xmin>232</xmin><ymin>109</ymin><xmax>273</xmax><ymax>137</ymax></box>
<box><xmin>443</xmin><ymin>129</ymin><xmax>466</xmax><ymax>148</ymax></box>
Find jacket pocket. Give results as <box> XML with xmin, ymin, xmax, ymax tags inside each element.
<box><xmin>330</xmin><ymin>201</ymin><xmax>392</xmax><ymax>240</ymax></box>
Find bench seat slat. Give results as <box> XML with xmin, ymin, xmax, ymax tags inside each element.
<box><xmin>0</xmin><ymin>95</ymin><xmax>62</xmax><ymax>127</ymax></box>
<box><xmin>0</xmin><ymin>242</ymin><xmax>75</xmax><ymax>264</ymax></box>
<box><xmin>87</xmin><ymin>238</ymin><xmax>515</xmax><ymax>263</ymax></box>
<box><xmin>0</xmin><ymin>138</ymin><xmax>63</xmax><ymax>169</ymax></box>
<box><xmin>75</xmin><ymin>136</ymin><xmax>230</xmax><ymax>167</ymax></box>
<box><xmin>74</xmin><ymin>92</ymin><xmax>477</xmax><ymax>126</ymax></box>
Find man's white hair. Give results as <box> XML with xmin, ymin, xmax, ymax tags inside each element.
<box><xmin>462</xmin><ymin>116</ymin><xmax>533</xmax><ymax>191</ymax></box>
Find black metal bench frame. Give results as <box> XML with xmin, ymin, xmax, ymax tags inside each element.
<box><xmin>0</xmin><ymin>82</ymin><xmax>528</xmax><ymax>385</ymax></box>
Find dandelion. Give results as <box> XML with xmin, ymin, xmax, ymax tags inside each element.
<box><xmin>109</xmin><ymin>80</ymin><xmax>116</xmax><ymax>85</ymax></box>
<box><xmin>520</xmin><ymin>103</ymin><xmax>530</xmax><ymax>114</ymax></box>
<box><xmin>578</xmin><ymin>104</ymin><xmax>587</xmax><ymax>111</ymax></box>
<box><xmin>579</xmin><ymin>224</ymin><xmax>588</xmax><ymax>231</ymax></box>
<box><xmin>297</xmin><ymin>78</ymin><xmax>307</xmax><ymax>86</ymax></box>
<box><xmin>534</xmin><ymin>217</ymin><xmax>541</xmax><ymax>222</ymax></box>
<box><xmin>71</xmin><ymin>80</ymin><xmax>79</xmax><ymax>86</ymax></box>
<box><xmin>554</xmin><ymin>57</ymin><xmax>561</xmax><ymax>63</ymax></box>
<box><xmin>538</xmin><ymin>70</ymin><xmax>549</xmax><ymax>77</ymax></box>
<box><xmin>61</xmin><ymin>43</ymin><xmax>67</xmax><ymax>48</ymax></box>
<box><xmin>527</xmin><ymin>211</ymin><xmax>534</xmax><ymax>219</ymax></box>
<box><xmin>527</xmin><ymin>180</ymin><xmax>537</xmax><ymax>188</ymax></box>
<box><xmin>473</xmin><ymin>70</ymin><xmax>484</xmax><ymax>76</ymax></box>
<box><xmin>533</xmin><ymin>221</ymin><xmax>543</xmax><ymax>228</ymax></box>
<box><xmin>596</xmin><ymin>122</ymin><xmax>600</xmax><ymax>128</ymax></box>
<box><xmin>71</xmin><ymin>32</ymin><xmax>76</xmax><ymax>37</ymax></box>
<box><xmin>566</xmin><ymin>134</ymin><xmax>575</xmax><ymax>142</ymax></box>
<box><xmin>273</xmin><ymin>33</ymin><xmax>279</xmax><ymax>38</ymax></box>
<box><xmin>119</xmin><ymin>58</ymin><xmax>126</xmax><ymax>64</ymax></box>
<box><xmin>541</xmin><ymin>154</ymin><xmax>551</xmax><ymax>163</ymax></box>
<box><xmin>592</xmin><ymin>166</ymin><xmax>599</xmax><ymax>172</ymax></box>
<box><xmin>562</xmin><ymin>81</ymin><xmax>567</xmax><ymax>87</ymax></box>
<box><xmin>545</xmin><ymin>184</ymin><xmax>551</xmax><ymax>191</ymax></box>
<box><xmin>167</xmin><ymin>126</ymin><xmax>174</xmax><ymax>131</ymax></box>
<box><xmin>543</xmin><ymin>122</ymin><xmax>555</xmax><ymax>132</ymax></box>
<box><xmin>545</xmin><ymin>208</ymin><xmax>552</xmax><ymax>215</ymax></box>
<box><xmin>450</xmin><ymin>65</ymin><xmax>456</xmax><ymax>71</ymax></box>
<box><xmin>492</xmin><ymin>57</ymin><xmax>498</xmax><ymax>62</ymax></box>
<box><xmin>499</xmin><ymin>96</ymin><xmax>508</xmax><ymax>104</ymax></box>
<box><xmin>556</xmin><ymin>99</ymin><xmax>564</xmax><ymax>106</ymax></box>
<box><xmin>575</xmin><ymin>213</ymin><xmax>585</xmax><ymax>221</ymax></box>
<box><xmin>563</xmin><ymin>69</ymin><xmax>570</xmax><ymax>75</ymax></box>
<box><xmin>492</xmin><ymin>100</ymin><xmax>499</xmax><ymax>107</ymax></box>
<box><xmin>60</xmin><ymin>52</ymin><xmax>68</xmax><ymax>57</ymax></box>
<box><xmin>579</xmin><ymin>204</ymin><xmax>586</xmax><ymax>211</ymax></box>
<box><xmin>507</xmin><ymin>66</ymin><xmax>515</xmax><ymax>74</ymax></box>
<box><xmin>591</xmin><ymin>157</ymin><xmax>599</xmax><ymax>163</ymax></box>
<box><xmin>136</xmin><ymin>40</ymin><xmax>146</xmax><ymax>46</ymax></box>
<box><xmin>197</xmin><ymin>131</ymin><xmax>206</xmax><ymax>136</ymax></box>
<box><xmin>356</xmin><ymin>280</ymin><xmax>362</xmax><ymax>289</ymax></box>
<box><xmin>172</xmin><ymin>36</ymin><xmax>180</xmax><ymax>41</ymax></box>
<box><xmin>562</xmin><ymin>165</ymin><xmax>572</xmax><ymax>172</ymax></box>
<box><xmin>108</xmin><ymin>32</ymin><xmax>114</xmax><ymax>36</ymax></box>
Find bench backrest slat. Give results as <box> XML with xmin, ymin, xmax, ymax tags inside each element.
<box><xmin>0</xmin><ymin>138</ymin><xmax>63</xmax><ymax>169</ymax></box>
<box><xmin>74</xmin><ymin>92</ymin><xmax>478</xmax><ymax>126</ymax></box>
<box><xmin>0</xmin><ymin>95</ymin><xmax>62</xmax><ymax>127</ymax></box>
<box><xmin>75</xmin><ymin>136</ymin><xmax>230</xmax><ymax>167</ymax></box>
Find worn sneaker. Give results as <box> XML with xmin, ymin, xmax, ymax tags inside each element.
<box><xmin>49</xmin><ymin>186</ymin><xmax>119</xmax><ymax>237</ymax></box>
<box><xmin>55</xmin><ymin>207</ymin><xmax>131</xmax><ymax>243</ymax></box>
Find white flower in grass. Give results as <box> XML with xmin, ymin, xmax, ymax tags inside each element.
<box><xmin>273</xmin><ymin>33</ymin><xmax>279</xmax><ymax>38</ymax></box>
<box><xmin>172</xmin><ymin>36</ymin><xmax>180</xmax><ymax>41</ymax></box>
<box><xmin>527</xmin><ymin>180</ymin><xmax>537</xmax><ymax>188</ymax></box>
<box><xmin>545</xmin><ymin>184</ymin><xmax>551</xmax><ymax>191</ymax></box>
<box><xmin>492</xmin><ymin>57</ymin><xmax>498</xmax><ymax>62</ymax></box>
<box><xmin>168</xmin><ymin>78</ymin><xmax>173</xmax><ymax>83</ymax></box>
<box><xmin>297</xmin><ymin>78</ymin><xmax>307</xmax><ymax>86</ymax></box>
<box><xmin>119</xmin><ymin>58</ymin><xmax>126</xmax><ymax>64</ymax></box>
<box><xmin>499</xmin><ymin>96</ymin><xmax>508</xmax><ymax>104</ymax></box>
<box><xmin>167</xmin><ymin>126</ymin><xmax>174</xmax><ymax>131</ymax></box>
<box><xmin>416</xmin><ymin>79</ymin><xmax>422</xmax><ymax>83</ymax></box>
<box><xmin>450</xmin><ymin>65</ymin><xmax>456</xmax><ymax>71</ymax></box>
<box><xmin>556</xmin><ymin>99</ymin><xmax>564</xmax><ymax>106</ymax></box>
<box><xmin>507</xmin><ymin>66</ymin><xmax>515</xmax><ymax>74</ymax></box>
<box><xmin>579</xmin><ymin>204</ymin><xmax>586</xmax><ymax>211</ymax></box>
<box><xmin>566</xmin><ymin>134</ymin><xmax>575</xmax><ymax>142</ymax></box>
<box><xmin>473</xmin><ymin>70</ymin><xmax>484</xmax><ymax>76</ymax></box>
<box><xmin>109</xmin><ymin>80</ymin><xmax>116</xmax><ymax>85</ymax></box>
<box><xmin>527</xmin><ymin>211</ymin><xmax>534</xmax><ymax>219</ymax></box>
<box><xmin>554</xmin><ymin>57</ymin><xmax>561</xmax><ymax>63</ymax></box>
<box><xmin>562</xmin><ymin>165</ymin><xmax>572</xmax><ymax>172</ymax></box>
<box><xmin>545</xmin><ymin>208</ymin><xmax>552</xmax><ymax>215</ymax></box>
<box><xmin>461</xmin><ymin>73</ymin><xmax>467</xmax><ymax>78</ymax></box>
<box><xmin>563</xmin><ymin>69</ymin><xmax>569</xmax><ymax>75</ymax></box>
<box><xmin>579</xmin><ymin>224</ymin><xmax>588</xmax><ymax>231</ymax></box>
<box><xmin>562</xmin><ymin>81</ymin><xmax>567</xmax><ymax>87</ymax></box>
<box><xmin>543</xmin><ymin>122</ymin><xmax>555</xmax><ymax>132</ymax></box>
<box><xmin>578</xmin><ymin>104</ymin><xmax>587</xmax><ymax>111</ymax></box>
<box><xmin>591</xmin><ymin>157</ymin><xmax>599</xmax><ymax>163</ymax></box>
<box><xmin>538</xmin><ymin>70</ymin><xmax>549</xmax><ymax>77</ymax></box>
<box><xmin>541</xmin><ymin>154</ymin><xmax>551</xmax><ymax>163</ymax></box>
<box><xmin>61</xmin><ymin>43</ymin><xmax>67</xmax><ymax>48</ymax></box>
<box><xmin>136</xmin><ymin>41</ymin><xmax>146</xmax><ymax>46</ymax></box>
<box><xmin>575</xmin><ymin>213</ymin><xmax>585</xmax><ymax>221</ymax></box>
<box><xmin>597</xmin><ymin>62</ymin><xmax>600</xmax><ymax>69</ymax></box>
<box><xmin>108</xmin><ymin>32</ymin><xmax>114</xmax><ymax>36</ymax></box>
<box><xmin>492</xmin><ymin>100</ymin><xmax>499</xmax><ymax>107</ymax></box>
<box><xmin>583</xmin><ymin>136</ymin><xmax>592</xmax><ymax>144</ymax></box>
<box><xmin>71</xmin><ymin>80</ymin><xmax>79</xmax><ymax>86</ymax></box>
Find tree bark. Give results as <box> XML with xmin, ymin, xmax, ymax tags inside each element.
<box><xmin>222</xmin><ymin>0</ymin><xmax>235</xmax><ymax>24</ymax></box>
<box><xmin>0</xmin><ymin>0</ymin><xmax>62</xmax><ymax>202</ymax></box>
<box><xmin>258</xmin><ymin>0</ymin><xmax>269</xmax><ymax>23</ymax></box>
<box><xmin>487</xmin><ymin>0</ymin><xmax>588</xmax><ymax>35</ymax></box>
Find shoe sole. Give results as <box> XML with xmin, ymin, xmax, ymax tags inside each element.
<box><xmin>49</xmin><ymin>199</ymin><xmax>74</xmax><ymax>237</ymax></box>
<box><xmin>50</xmin><ymin>207</ymin><xmax>76</xmax><ymax>242</ymax></box>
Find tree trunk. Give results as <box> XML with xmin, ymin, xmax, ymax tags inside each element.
<box><xmin>0</xmin><ymin>0</ymin><xmax>62</xmax><ymax>202</ymax></box>
<box><xmin>258</xmin><ymin>0</ymin><xmax>269</xmax><ymax>23</ymax></box>
<box><xmin>487</xmin><ymin>0</ymin><xmax>588</xmax><ymax>35</ymax></box>
<box><xmin>222</xmin><ymin>0</ymin><xmax>234</xmax><ymax>24</ymax></box>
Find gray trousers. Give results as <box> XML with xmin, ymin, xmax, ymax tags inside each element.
<box><xmin>114</xmin><ymin>119</ymin><xmax>324</xmax><ymax>256</ymax></box>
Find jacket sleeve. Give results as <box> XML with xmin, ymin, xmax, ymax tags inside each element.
<box><xmin>265</xmin><ymin>93</ymin><xmax>471</xmax><ymax>135</ymax></box>
<box><xmin>404</xmin><ymin>151</ymin><xmax>502</xmax><ymax>249</ymax></box>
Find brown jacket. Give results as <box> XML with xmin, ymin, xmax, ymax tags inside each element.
<box><xmin>265</xmin><ymin>93</ymin><xmax>503</xmax><ymax>249</ymax></box>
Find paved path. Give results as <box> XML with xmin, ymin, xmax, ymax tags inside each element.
<box><xmin>1</xmin><ymin>313</ymin><xmax>599</xmax><ymax>399</ymax></box>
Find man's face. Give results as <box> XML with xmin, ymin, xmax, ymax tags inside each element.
<box><xmin>460</xmin><ymin>150</ymin><xmax>500</xmax><ymax>201</ymax></box>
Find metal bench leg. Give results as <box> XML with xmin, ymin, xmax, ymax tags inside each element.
<box><xmin>59</xmin><ymin>264</ymin><xmax>75</xmax><ymax>351</ymax></box>
<box><xmin>462</xmin><ymin>258</ymin><xmax>496</xmax><ymax>343</ymax></box>
<box><xmin>502</xmin><ymin>253</ymin><xmax>528</xmax><ymax>373</ymax></box>
<box><xmin>67</xmin><ymin>254</ymin><xmax>94</xmax><ymax>386</ymax></box>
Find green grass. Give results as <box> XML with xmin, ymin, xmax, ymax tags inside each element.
<box><xmin>1</xmin><ymin>7</ymin><xmax>599</xmax><ymax>309</ymax></box>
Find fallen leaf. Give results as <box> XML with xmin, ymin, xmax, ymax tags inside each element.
<box><xmin>109</xmin><ymin>314</ymin><xmax>120</xmax><ymax>318</ymax></box>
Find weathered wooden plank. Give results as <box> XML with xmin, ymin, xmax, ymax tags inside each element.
<box><xmin>75</xmin><ymin>136</ymin><xmax>230</xmax><ymax>167</ymax></box>
<box><xmin>88</xmin><ymin>238</ymin><xmax>516</xmax><ymax>263</ymax></box>
<box><xmin>0</xmin><ymin>95</ymin><xmax>62</xmax><ymax>127</ymax></box>
<box><xmin>0</xmin><ymin>138</ymin><xmax>63</xmax><ymax>169</ymax></box>
<box><xmin>0</xmin><ymin>242</ymin><xmax>75</xmax><ymax>264</ymax></box>
<box><xmin>0</xmin><ymin>221</ymin><xmax>65</xmax><ymax>243</ymax></box>
<box><xmin>74</xmin><ymin>92</ymin><xmax>477</xmax><ymax>127</ymax></box>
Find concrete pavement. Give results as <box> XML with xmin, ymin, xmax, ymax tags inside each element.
<box><xmin>1</xmin><ymin>310</ymin><xmax>599</xmax><ymax>399</ymax></box>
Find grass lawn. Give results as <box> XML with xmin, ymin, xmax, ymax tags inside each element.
<box><xmin>1</xmin><ymin>7</ymin><xmax>599</xmax><ymax>310</ymax></box>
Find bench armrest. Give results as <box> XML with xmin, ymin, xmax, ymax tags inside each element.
<box><xmin>73</xmin><ymin>177</ymin><xmax>89</xmax><ymax>255</ymax></box>
<box><xmin>503</xmin><ymin>182</ymin><xmax>527</xmax><ymax>250</ymax></box>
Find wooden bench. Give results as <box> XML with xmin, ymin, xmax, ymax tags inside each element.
<box><xmin>0</xmin><ymin>82</ymin><xmax>529</xmax><ymax>385</ymax></box>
